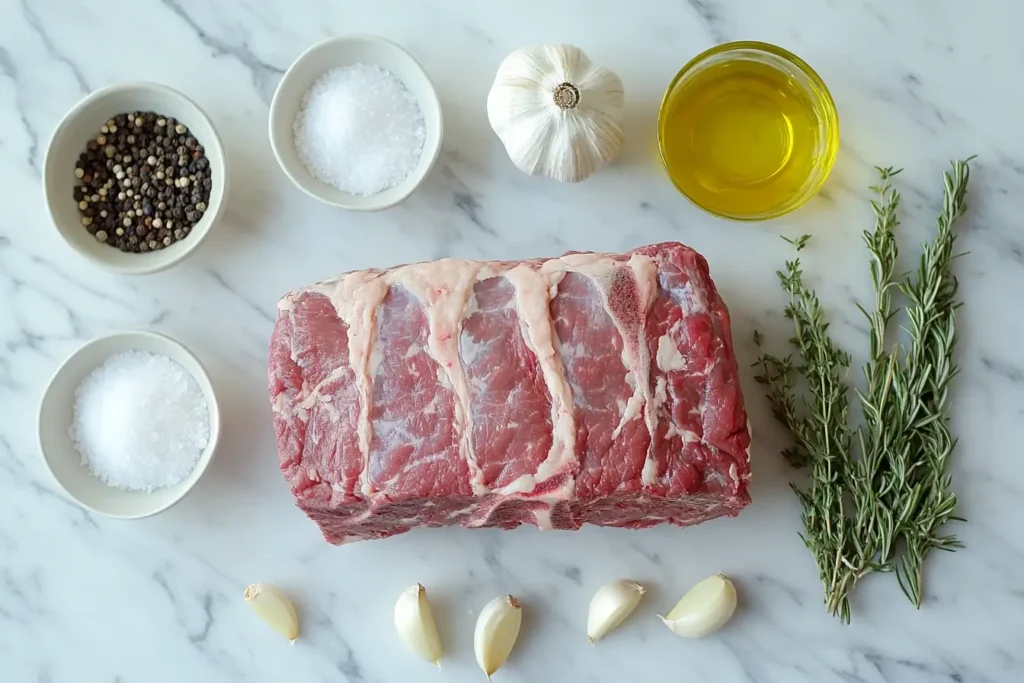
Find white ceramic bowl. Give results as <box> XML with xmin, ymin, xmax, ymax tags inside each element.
<box><xmin>269</xmin><ymin>35</ymin><xmax>443</xmax><ymax>211</ymax></box>
<box><xmin>43</xmin><ymin>82</ymin><xmax>228</xmax><ymax>275</ymax></box>
<box><xmin>38</xmin><ymin>331</ymin><xmax>221</xmax><ymax>519</ymax></box>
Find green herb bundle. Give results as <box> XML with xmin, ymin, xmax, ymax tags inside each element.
<box><xmin>754</xmin><ymin>160</ymin><xmax>972</xmax><ymax>622</ymax></box>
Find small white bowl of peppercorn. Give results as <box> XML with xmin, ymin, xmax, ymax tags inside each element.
<box><xmin>43</xmin><ymin>82</ymin><xmax>228</xmax><ymax>275</ymax></box>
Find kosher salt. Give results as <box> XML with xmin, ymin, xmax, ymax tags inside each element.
<box><xmin>70</xmin><ymin>350</ymin><xmax>209</xmax><ymax>491</ymax></box>
<box><xmin>293</xmin><ymin>63</ymin><xmax>426</xmax><ymax>196</ymax></box>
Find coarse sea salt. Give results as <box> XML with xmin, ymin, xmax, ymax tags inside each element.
<box><xmin>70</xmin><ymin>350</ymin><xmax>209</xmax><ymax>492</ymax></box>
<box><xmin>293</xmin><ymin>63</ymin><xmax>426</xmax><ymax>196</ymax></box>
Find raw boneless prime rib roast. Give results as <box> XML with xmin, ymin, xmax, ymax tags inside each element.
<box><xmin>268</xmin><ymin>242</ymin><xmax>751</xmax><ymax>544</ymax></box>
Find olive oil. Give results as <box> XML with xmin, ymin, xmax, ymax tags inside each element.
<box><xmin>659</xmin><ymin>44</ymin><xmax>838</xmax><ymax>220</ymax></box>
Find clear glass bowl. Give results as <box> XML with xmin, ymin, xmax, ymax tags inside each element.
<box><xmin>658</xmin><ymin>41</ymin><xmax>839</xmax><ymax>221</ymax></box>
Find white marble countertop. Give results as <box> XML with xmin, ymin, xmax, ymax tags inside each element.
<box><xmin>3</xmin><ymin>1</ymin><xmax>1023</xmax><ymax>681</ymax></box>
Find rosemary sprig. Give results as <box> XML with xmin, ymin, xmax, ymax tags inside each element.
<box><xmin>754</xmin><ymin>160</ymin><xmax>972</xmax><ymax>621</ymax></box>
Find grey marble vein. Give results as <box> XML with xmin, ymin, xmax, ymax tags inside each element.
<box><xmin>18</xmin><ymin>0</ymin><xmax>90</xmax><ymax>94</ymax></box>
<box><xmin>158</xmin><ymin>0</ymin><xmax>284</xmax><ymax>104</ymax></box>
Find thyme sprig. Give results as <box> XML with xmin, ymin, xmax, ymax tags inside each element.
<box><xmin>754</xmin><ymin>160</ymin><xmax>972</xmax><ymax>622</ymax></box>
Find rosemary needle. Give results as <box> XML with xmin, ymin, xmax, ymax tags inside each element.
<box><xmin>754</xmin><ymin>159</ymin><xmax>972</xmax><ymax>622</ymax></box>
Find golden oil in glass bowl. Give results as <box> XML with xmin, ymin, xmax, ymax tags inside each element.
<box><xmin>658</xmin><ymin>42</ymin><xmax>839</xmax><ymax>221</ymax></box>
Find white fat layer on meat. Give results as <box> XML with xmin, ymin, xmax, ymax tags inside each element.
<box><xmin>656</xmin><ymin>333</ymin><xmax>687</xmax><ymax>372</ymax></box>
<box><xmin>644</xmin><ymin>376</ymin><xmax>670</xmax><ymax>486</ymax></box>
<box><xmin>368</xmin><ymin>343</ymin><xmax>384</xmax><ymax>379</ymax></box>
<box><xmin>611</xmin><ymin>391</ymin><xmax>646</xmax><ymax>439</ymax></box>
<box><xmin>279</xmin><ymin>248</ymin><xmax>717</xmax><ymax>507</ymax></box>
<box><xmin>498</xmin><ymin>265</ymin><xmax>573</xmax><ymax>494</ymax></box>
<box><xmin>383</xmin><ymin>261</ymin><xmax>484</xmax><ymax>496</ymax></box>
<box><xmin>318</xmin><ymin>270</ymin><xmax>389</xmax><ymax>498</ymax></box>
<box><xmin>533</xmin><ymin>504</ymin><xmax>555</xmax><ymax>530</ymax></box>
<box><xmin>626</xmin><ymin>254</ymin><xmax>660</xmax><ymax>491</ymax></box>
<box><xmin>665</xmin><ymin>424</ymin><xmax>702</xmax><ymax>443</ymax></box>
<box><xmin>273</xmin><ymin>391</ymin><xmax>300</xmax><ymax>420</ymax></box>
<box><xmin>494</xmin><ymin>473</ymin><xmax>537</xmax><ymax>496</ymax></box>
<box><xmin>641</xmin><ymin>456</ymin><xmax>659</xmax><ymax>488</ymax></box>
<box><xmin>542</xmin><ymin>255</ymin><xmax>660</xmax><ymax>493</ymax></box>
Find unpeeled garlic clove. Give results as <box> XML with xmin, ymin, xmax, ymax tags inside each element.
<box><xmin>659</xmin><ymin>573</ymin><xmax>737</xmax><ymax>638</ymax></box>
<box><xmin>244</xmin><ymin>583</ymin><xmax>299</xmax><ymax>641</ymax></box>
<box><xmin>474</xmin><ymin>594</ymin><xmax>522</xmax><ymax>680</ymax></box>
<box><xmin>394</xmin><ymin>583</ymin><xmax>443</xmax><ymax>666</ymax></box>
<box><xmin>587</xmin><ymin>579</ymin><xmax>645</xmax><ymax>643</ymax></box>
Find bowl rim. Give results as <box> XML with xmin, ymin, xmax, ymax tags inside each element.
<box><xmin>268</xmin><ymin>34</ymin><xmax>444</xmax><ymax>211</ymax></box>
<box><xmin>37</xmin><ymin>329</ymin><xmax>222</xmax><ymax>519</ymax></box>
<box><xmin>656</xmin><ymin>40</ymin><xmax>840</xmax><ymax>222</ymax></box>
<box><xmin>42</xmin><ymin>81</ymin><xmax>229</xmax><ymax>275</ymax></box>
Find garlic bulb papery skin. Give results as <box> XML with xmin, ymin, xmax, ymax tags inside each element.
<box><xmin>587</xmin><ymin>579</ymin><xmax>645</xmax><ymax>643</ymax></box>
<box><xmin>474</xmin><ymin>595</ymin><xmax>523</xmax><ymax>680</ymax></box>
<box><xmin>487</xmin><ymin>44</ymin><xmax>625</xmax><ymax>183</ymax></box>
<box><xmin>394</xmin><ymin>583</ymin><xmax>443</xmax><ymax>666</ymax></box>
<box><xmin>244</xmin><ymin>583</ymin><xmax>300</xmax><ymax>642</ymax></box>
<box><xmin>660</xmin><ymin>574</ymin><xmax>737</xmax><ymax>638</ymax></box>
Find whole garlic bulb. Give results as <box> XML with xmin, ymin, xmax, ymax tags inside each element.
<box><xmin>487</xmin><ymin>44</ymin><xmax>625</xmax><ymax>183</ymax></box>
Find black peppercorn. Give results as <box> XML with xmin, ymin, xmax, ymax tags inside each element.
<box><xmin>71</xmin><ymin>109</ymin><xmax>212</xmax><ymax>254</ymax></box>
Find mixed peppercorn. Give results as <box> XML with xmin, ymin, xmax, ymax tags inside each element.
<box><xmin>73</xmin><ymin>112</ymin><xmax>212</xmax><ymax>253</ymax></box>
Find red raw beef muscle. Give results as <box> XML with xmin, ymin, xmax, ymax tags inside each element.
<box><xmin>268</xmin><ymin>242</ymin><xmax>751</xmax><ymax>543</ymax></box>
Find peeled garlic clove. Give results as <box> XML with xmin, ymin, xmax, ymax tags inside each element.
<box><xmin>587</xmin><ymin>579</ymin><xmax>645</xmax><ymax>643</ymax></box>
<box><xmin>244</xmin><ymin>583</ymin><xmax>299</xmax><ymax>641</ymax></box>
<box><xmin>394</xmin><ymin>583</ymin><xmax>443</xmax><ymax>665</ymax></box>
<box><xmin>474</xmin><ymin>594</ymin><xmax>522</xmax><ymax>680</ymax></box>
<box><xmin>660</xmin><ymin>573</ymin><xmax>737</xmax><ymax>638</ymax></box>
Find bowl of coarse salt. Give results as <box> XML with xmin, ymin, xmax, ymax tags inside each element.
<box><xmin>38</xmin><ymin>331</ymin><xmax>220</xmax><ymax>519</ymax></box>
<box><xmin>269</xmin><ymin>35</ymin><xmax>444</xmax><ymax>210</ymax></box>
